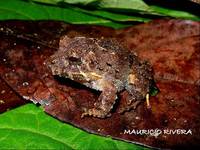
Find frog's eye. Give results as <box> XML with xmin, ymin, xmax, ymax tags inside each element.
<box><xmin>68</xmin><ymin>56</ymin><xmax>82</xmax><ymax>65</ymax></box>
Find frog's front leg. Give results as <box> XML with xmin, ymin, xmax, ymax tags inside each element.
<box><xmin>81</xmin><ymin>80</ymin><xmax>117</xmax><ymax>118</ymax></box>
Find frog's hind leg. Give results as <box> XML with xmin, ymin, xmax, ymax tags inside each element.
<box><xmin>119</xmin><ymin>80</ymin><xmax>151</xmax><ymax>113</ymax></box>
<box><xmin>119</xmin><ymin>61</ymin><xmax>153</xmax><ymax>113</ymax></box>
<box><xmin>81</xmin><ymin>81</ymin><xmax>117</xmax><ymax>118</ymax></box>
<box><xmin>118</xmin><ymin>91</ymin><xmax>142</xmax><ymax>114</ymax></box>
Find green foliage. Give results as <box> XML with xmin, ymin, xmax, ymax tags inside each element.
<box><xmin>150</xmin><ymin>85</ymin><xmax>159</xmax><ymax>97</ymax></box>
<box><xmin>0</xmin><ymin>104</ymin><xmax>148</xmax><ymax>150</ymax></box>
<box><xmin>33</xmin><ymin>0</ymin><xmax>99</xmax><ymax>5</ymax></box>
<box><xmin>1</xmin><ymin>0</ymin><xmax>199</xmax><ymax>29</ymax></box>
<box><xmin>31</xmin><ymin>0</ymin><xmax>200</xmax><ymax>21</ymax></box>
<box><xmin>150</xmin><ymin>5</ymin><xmax>200</xmax><ymax>21</ymax></box>
<box><xmin>68</xmin><ymin>6</ymin><xmax>152</xmax><ymax>22</ymax></box>
<box><xmin>0</xmin><ymin>0</ymin><xmax>128</xmax><ymax>29</ymax></box>
<box><xmin>99</xmin><ymin>0</ymin><xmax>149</xmax><ymax>10</ymax></box>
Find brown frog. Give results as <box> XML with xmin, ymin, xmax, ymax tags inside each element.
<box><xmin>46</xmin><ymin>36</ymin><xmax>153</xmax><ymax>118</ymax></box>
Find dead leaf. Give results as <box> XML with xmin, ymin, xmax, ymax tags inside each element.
<box><xmin>0</xmin><ymin>20</ymin><xmax>199</xmax><ymax>149</ymax></box>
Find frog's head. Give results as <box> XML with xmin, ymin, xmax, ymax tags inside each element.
<box><xmin>46</xmin><ymin>36</ymin><xmax>102</xmax><ymax>83</ymax></box>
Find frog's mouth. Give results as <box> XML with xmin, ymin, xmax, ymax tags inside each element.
<box><xmin>69</xmin><ymin>71</ymin><xmax>103</xmax><ymax>83</ymax></box>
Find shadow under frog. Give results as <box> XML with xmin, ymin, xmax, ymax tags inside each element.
<box><xmin>46</xmin><ymin>36</ymin><xmax>154</xmax><ymax>118</ymax></box>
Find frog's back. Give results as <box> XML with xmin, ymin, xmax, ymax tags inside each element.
<box><xmin>48</xmin><ymin>36</ymin><xmax>132</xmax><ymax>92</ymax></box>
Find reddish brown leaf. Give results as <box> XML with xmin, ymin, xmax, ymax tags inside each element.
<box><xmin>0</xmin><ymin>20</ymin><xmax>199</xmax><ymax>149</ymax></box>
<box><xmin>117</xmin><ymin>19</ymin><xmax>200</xmax><ymax>85</ymax></box>
<box><xmin>0</xmin><ymin>78</ymin><xmax>26</xmax><ymax>113</ymax></box>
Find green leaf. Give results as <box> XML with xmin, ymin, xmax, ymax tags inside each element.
<box><xmin>97</xmin><ymin>0</ymin><xmax>159</xmax><ymax>15</ymax></box>
<box><xmin>36</xmin><ymin>0</ymin><xmax>157</xmax><ymax>15</ymax></box>
<box><xmin>69</xmin><ymin>6</ymin><xmax>152</xmax><ymax>22</ymax></box>
<box><xmin>150</xmin><ymin>85</ymin><xmax>159</xmax><ymax>96</ymax></box>
<box><xmin>33</xmin><ymin>0</ymin><xmax>99</xmax><ymax>5</ymax></box>
<box><xmin>32</xmin><ymin>0</ymin><xmax>160</xmax><ymax>15</ymax></box>
<box><xmin>0</xmin><ymin>0</ymin><xmax>128</xmax><ymax>29</ymax></box>
<box><xmin>31</xmin><ymin>0</ymin><xmax>153</xmax><ymax>23</ymax></box>
<box><xmin>31</xmin><ymin>0</ymin><xmax>200</xmax><ymax>21</ymax></box>
<box><xmin>0</xmin><ymin>104</ymin><xmax>148</xmax><ymax>150</ymax></box>
<box><xmin>150</xmin><ymin>5</ymin><xmax>200</xmax><ymax>21</ymax></box>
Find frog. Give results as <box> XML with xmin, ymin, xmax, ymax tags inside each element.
<box><xmin>46</xmin><ymin>36</ymin><xmax>153</xmax><ymax>118</ymax></box>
